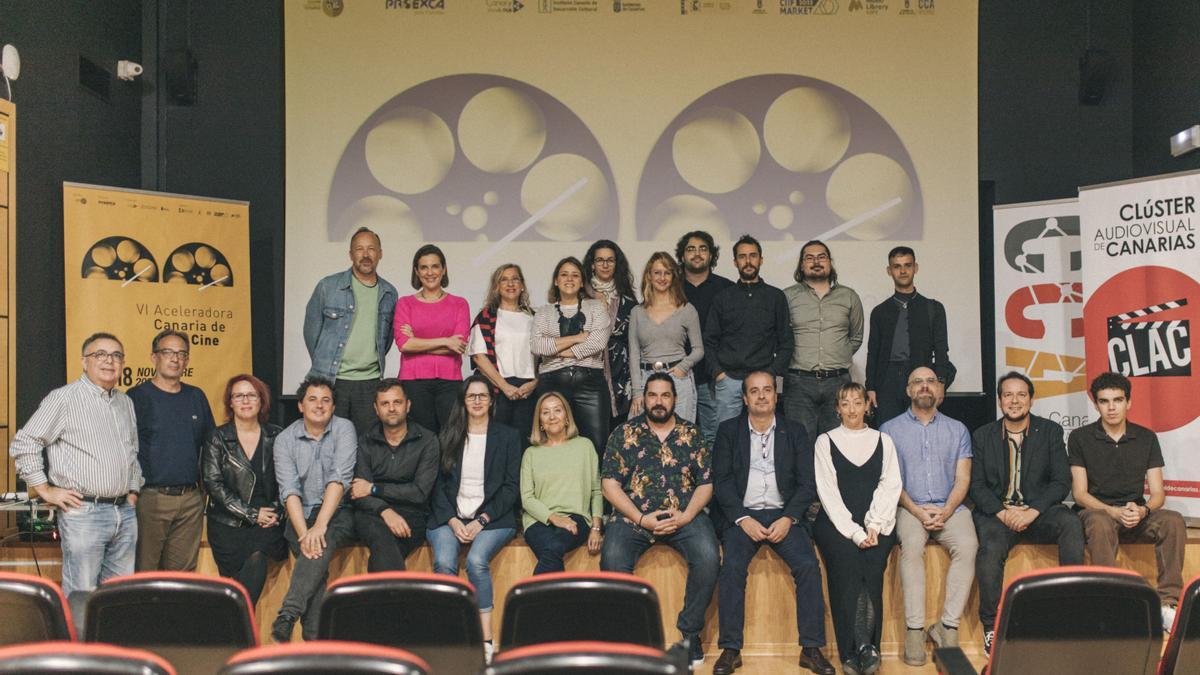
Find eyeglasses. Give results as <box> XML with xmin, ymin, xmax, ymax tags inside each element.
<box><xmin>231</xmin><ymin>393</ymin><xmax>260</xmax><ymax>402</ymax></box>
<box><xmin>802</xmin><ymin>253</ymin><xmax>829</xmax><ymax>263</ymax></box>
<box><xmin>684</xmin><ymin>245</ymin><xmax>710</xmax><ymax>254</ymax></box>
<box><xmin>154</xmin><ymin>349</ymin><xmax>190</xmax><ymax>360</ymax></box>
<box><xmin>908</xmin><ymin>377</ymin><xmax>939</xmax><ymax>386</ymax></box>
<box><xmin>84</xmin><ymin>351</ymin><xmax>125</xmax><ymax>363</ymax></box>
<box><xmin>466</xmin><ymin>393</ymin><xmax>491</xmax><ymax>402</ymax></box>
<box><xmin>593</xmin><ymin>258</ymin><xmax>616</xmax><ymax>266</ymax></box>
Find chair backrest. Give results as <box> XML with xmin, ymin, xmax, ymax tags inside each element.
<box><xmin>220</xmin><ymin>641</ymin><xmax>431</xmax><ymax>675</ymax></box>
<box><xmin>0</xmin><ymin>641</ymin><xmax>176</xmax><ymax>674</ymax></box>
<box><xmin>487</xmin><ymin>641</ymin><xmax>680</xmax><ymax>674</ymax></box>
<box><xmin>0</xmin><ymin>573</ymin><xmax>74</xmax><ymax>644</ymax></box>
<box><xmin>989</xmin><ymin>566</ymin><xmax>1161</xmax><ymax>675</ymax></box>
<box><xmin>499</xmin><ymin>572</ymin><xmax>663</xmax><ymax>649</ymax></box>
<box><xmin>319</xmin><ymin>571</ymin><xmax>483</xmax><ymax>674</ymax></box>
<box><xmin>1159</xmin><ymin>572</ymin><xmax>1200</xmax><ymax>675</ymax></box>
<box><xmin>84</xmin><ymin>572</ymin><xmax>257</xmax><ymax>674</ymax></box>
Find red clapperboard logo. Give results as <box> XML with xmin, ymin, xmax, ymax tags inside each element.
<box><xmin>1085</xmin><ymin>266</ymin><xmax>1200</xmax><ymax>432</ymax></box>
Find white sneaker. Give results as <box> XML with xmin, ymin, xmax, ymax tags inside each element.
<box><xmin>484</xmin><ymin>641</ymin><xmax>495</xmax><ymax>664</ymax></box>
<box><xmin>1162</xmin><ymin>605</ymin><xmax>1177</xmax><ymax>635</ymax></box>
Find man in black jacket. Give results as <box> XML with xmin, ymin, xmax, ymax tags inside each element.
<box><xmin>711</xmin><ymin>371</ymin><xmax>834</xmax><ymax>675</ymax></box>
<box><xmin>969</xmin><ymin>371</ymin><xmax>1084</xmax><ymax>653</ymax></box>
<box><xmin>865</xmin><ymin>247</ymin><xmax>954</xmax><ymax>426</ymax></box>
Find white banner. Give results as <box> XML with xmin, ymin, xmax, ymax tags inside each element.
<box><xmin>992</xmin><ymin>199</ymin><xmax>1089</xmax><ymax>440</ymax></box>
<box><xmin>1079</xmin><ymin>170</ymin><xmax>1200</xmax><ymax>516</ymax></box>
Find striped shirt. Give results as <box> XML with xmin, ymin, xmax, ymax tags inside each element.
<box><xmin>531</xmin><ymin>299</ymin><xmax>611</xmax><ymax>373</ymax></box>
<box><xmin>10</xmin><ymin>375</ymin><xmax>143</xmax><ymax>497</ymax></box>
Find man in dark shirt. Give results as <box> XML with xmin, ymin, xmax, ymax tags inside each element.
<box><xmin>865</xmin><ymin>247</ymin><xmax>954</xmax><ymax>426</ymax></box>
<box><xmin>350</xmin><ymin>378</ymin><xmax>440</xmax><ymax>572</ymax></box>
<box><xmin>1069</xmin><ymin>371</ymin><xmax>1185</xmax><ymax>632</ymax></box>
<box><xmin>704</xmin><ymin>234</ymin><xmax>794</xmax><ymax>428</ymax></box>
<box><xmin>677</xmin><ymin>230</ymin><xmax>734</xmax><ymax>448</ymax></box>
<box><xmin>127</xmin><ymin>329</ymin><xmax>215</xmax><ymax>571</ymax></box>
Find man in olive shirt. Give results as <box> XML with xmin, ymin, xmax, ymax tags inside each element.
<box><xmin>784</xmin><ymin>240</ymin><xmax>864</xmax><ymax>444</ymax></box>
<box><xmin>1068</xmin><ymin>371</ymin><xmax>1185</xmax><ymax>631</ymax></box>
<box><xmin>350</xmin><ymin>378</ymin><xmax>440</xmax><ymax>572</ymax></box>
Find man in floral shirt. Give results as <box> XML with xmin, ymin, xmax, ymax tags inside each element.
<box><xmin>601</xmin><ymin>372</ymin><xmax>719</xmax><ymax>668</ymax></box>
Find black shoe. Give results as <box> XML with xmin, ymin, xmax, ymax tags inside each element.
<box><xmin>799</xmin><ymin>647</ymin><xmax>835</xmax><ymax>675</ymax></box>
<box><xmin>856</xmin><ymin>644</ymin><xmax>881</xmax><ymax>675</ymax></box>
<box><xmin>841</xmin><ymin>656</ymin><xmax>862</xmax><ymax>675</ymax></box>
<box><xmin>270</xmin><ymin>614</ymin><xmax>296</xmax><ymax>643</ymax></box>
<box><xmin>686</xmin><ymin>635</ymin><xmax>704</xmax><ymax>667</ymax></box>
<box><xmin>712</xmin><ymin>648</ymin><xmax>741</xmax><ymax>674</ymax></box>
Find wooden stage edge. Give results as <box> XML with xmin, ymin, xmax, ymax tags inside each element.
<box><xmin>4</xmin><ymin>531</ymin><xmax>1200</xmax><ymax>654</ymax></box>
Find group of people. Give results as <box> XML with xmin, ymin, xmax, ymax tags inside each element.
<box><xmin>8</xmin><ymin>226</ymin><xmax>1184</xmax><ymax>675</ymax></box>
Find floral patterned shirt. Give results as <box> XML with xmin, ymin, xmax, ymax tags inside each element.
<box><xmin>602</xmin><ymin>414</ymin><xmax>712</xmax><ymax>514</ymax></box>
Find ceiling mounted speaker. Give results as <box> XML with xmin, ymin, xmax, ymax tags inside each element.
<box><xmin>163</xmin><ymin>47</ymin><xmax>197</xmax><ymax>106</ymax></box>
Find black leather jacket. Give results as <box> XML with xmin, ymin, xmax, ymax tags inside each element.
<box><xmin>202</xmin><ymin>422</ymin><xmax>283</xmax><ymax>528</ymax></box>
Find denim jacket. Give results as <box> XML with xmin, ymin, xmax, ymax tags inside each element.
<box><xmin>303</xmin><ymin>268</ymin><xmax>398</xmax><ymax>380</ymax></box>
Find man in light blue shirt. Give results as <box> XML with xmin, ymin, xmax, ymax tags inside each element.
<box><xmin>271</xmin><ymin>376</ymin><xmax>357</xmax><ymax>643</ymax></box>
<box><xmin>880</xmin><ymin>366</ymin><xmax>976</xmax><ymax>667</ymax></box>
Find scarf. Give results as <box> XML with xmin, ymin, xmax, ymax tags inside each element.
<box><xmin>590</xmin><ymin>275</ymin><xmax>618</xmax><ymax>304</ymax></box>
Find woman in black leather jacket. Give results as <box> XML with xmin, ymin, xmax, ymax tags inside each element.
<box><xmin>202</xmin><ymin>374</ymin><xmax>286</xmax><ymax>605</ymax></box>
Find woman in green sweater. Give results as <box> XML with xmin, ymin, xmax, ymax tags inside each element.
<box><xmin>520</xmin><ymin>391</ymin><xmax>604</xmax><ymax>574</ymax></box>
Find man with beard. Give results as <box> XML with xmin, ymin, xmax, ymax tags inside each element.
<box><xmin>127</xmin><ymin>329</ymin><xmax>215</xmax><ymax>572</ymax></box>
<box><xmin>676</xmin><ymin>230</ymin><xmax>734</xmax><ymax>447</ymax></box>
<box><xmin>601</xmin><ymin>373</ymin><xmax>719</xmax><ymax>668</ymax></box>
<box><xmin>703</xmin><ymin>234</ymin><xmax>793</xmax><ymax>427</ymax></box>
<box><xmin>880</xmin><ymin>367</ymin><xmax>976</xmax><ymax>666</ymax></box>
<box><xmin>303</xmin><ymin>226</ymin><xmax>399</xmax><ymax>436</ymax></box>
<box><xmin>350</xmin><ymin>378</ymin><xmax>439</xmax><ymax>572</ymax></box>
<box><xmin>866</xmin><ymin>247</ymin><xmax>954</xmax><ymax>426</ymax></box>
<box><xmin>784</xmin><ymin>240</ymin><xmax>864</xmax><ymax>445</ymax></box>
<box><xmin>711</xmin><ymin>371</ymin><xmax>834</xmax><ymax>675</ymax></box>
<box><xmin>969</xmin><ymin>371</ymin><xmax>1083</xmax><ymax>654</ymax></box>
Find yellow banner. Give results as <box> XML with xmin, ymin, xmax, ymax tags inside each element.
<box><xmin>62</xmin><ymin>183</ymin><xmax>251</xmax><ymax>416</ymax></box>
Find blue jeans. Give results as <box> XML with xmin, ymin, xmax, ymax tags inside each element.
<box><xmin>427</xmin><ymin>525</ymin><xmax>516</xmax><ymax>612</ymax></box>
<box><xmin>58</xmin><ymin>501</ymin><xmax>138</xmax><ymax>597</ymax></box>
<box><xmin>713</xmin><ymin>374</ymin><xmax>745</xmax><ymax>428</ymax></box>
<box><xmin>600</xmin><ymin>513</ymin><xmax>719</xmax><ymax>638</ymax></box>
<box><xmin>695</xmin><ymin>380</ymin><xmax>719</xmax><ymax>448</ymax></box>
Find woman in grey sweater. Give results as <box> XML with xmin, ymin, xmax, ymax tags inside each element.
<box><xmin>628</xmin><ymin>252</ymin><xmax>704</xmax><ymax>422</ymax></box>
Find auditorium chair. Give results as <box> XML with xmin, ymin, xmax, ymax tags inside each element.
<box><xmin>318</xmin><ymin>571</ymin><xmax>484</xmax><ymax>674</ymax></box>
<box><xmin>219</xmin><ymin>641</ymin><xmax>431</xmax><ymax>675</ymax></box>
<box><xmin>485</xmin><ymin>641</ymin><xmax>684</xmax><ymax>674</ymax></box>
<box><xmin>84</xmin><ymin>572</ymin><xmax>257</xmax><ymax>675</ymax></box>
<box><xmin>0</xmin><ymin>642</ymin><xmax>176</xmax><ymax>674</ymax></box>
<box><xmin>1158</xmin><ymin>572</ymin><xmax>1200</xmax><ymax>675</ymax></box>
<box><xmin>933</xmin><ymin>566</ymin><xmax>1162</xmax><ymax>675</ymax></box>
<box><xmin>499</xmin><ymin>571</ymin><xmax>664</xmax><ymax>649</ymax></box>
<box><xmin>0</xmin><ymin>572</ymin><xmax>75</xmax><ymax>644</ymax></box>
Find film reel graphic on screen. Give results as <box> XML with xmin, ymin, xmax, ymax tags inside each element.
<box><xmin>327</xmin><ymin>74</ymin><xmax>617</xmax><ymax>244</ymax></box>
<box><xmin>637</xmin><ymin>74</ymin><xmax>923</xmax><ymax>244</ymax></box>
<box><xmin>81</xmin><ymin>238</ymin><xmax>234</xmax><ymax>287</ymax></box>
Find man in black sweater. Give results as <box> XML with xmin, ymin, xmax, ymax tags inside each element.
<box><xmin>704</xmin><ymin>235</ymin><xmax>794</xmax><ymax>428</ymax></box>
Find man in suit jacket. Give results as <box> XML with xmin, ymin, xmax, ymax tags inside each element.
<box><xmin>969</xmin><ymin>371</ymin><xmax>1084</xmax><ymax>653</ymax></box>
<box><xmin>865</xmin><ymin>247</ymin><xmax>955</xmax><ymax>426</ymax></box>
<box><xmin>711</xmin><ymin>371</ymin><xmax>835</xmax><ymax>675</ymax></box>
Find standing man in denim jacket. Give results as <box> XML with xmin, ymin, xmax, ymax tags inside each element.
<box><xmin>303</xmin><ymin>227</ymin><xmax>399</xmax><ymax>436</ymax></box>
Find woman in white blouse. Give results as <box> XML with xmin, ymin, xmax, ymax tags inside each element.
<box><xmin>811</xmin><ymin>381</ymin><xmax>902</xmax><ymax>675</ymax></box>
<box><xmin>469</xmin><ymin>263</ymin><xmax>538</xmax><ymax>445</ymax></box>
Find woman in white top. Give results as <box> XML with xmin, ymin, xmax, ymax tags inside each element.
<box><xmin>531</xmin><ymin>256</ymin><xmax>612</xmax><ymax>457</ymax></box>
<box><xmin>426</xmin><ymin>374</ymin><xmax>522</xmax><ymax>662</ymax></box>
<box><xmin>628</xmin><ymin>252</ymin><xmax>704</xmax><ymax>422</ymax></box>
<box><xmin>469</xmin><ymin>263</ymin><xmax>538</xmax><ymax>445</ymax></box>
<box><xmin>811</xmin><ymin>381</ymin><xmax>902</xmax><ymax>675</ymax></box>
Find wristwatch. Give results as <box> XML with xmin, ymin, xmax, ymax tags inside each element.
<box><xmin>475</xmin><ymin>513</ymin><xmax>489</xmax><ymax>527</ymax></box>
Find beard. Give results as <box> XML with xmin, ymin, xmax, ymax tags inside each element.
<box><xmin>738</xmin><ymin>265</ymin><xmax>759</xmax><ymax>281</ymax></box>
<box><xmin>684</xmin><ymin>258</ymin><xmax>708</xmax><ymax>274</ymax></box>
<box><xmin>647</xmin><ymin>405</ymin><xmax>674</xmax><ymax>424</ymax></box>
<box><xmin>912</xmin><ymin>393</ymin><xmax>936</xmax><ymax>409</ymax></box>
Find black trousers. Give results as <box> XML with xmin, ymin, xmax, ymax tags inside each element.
<box><xmin>872</xmin><ymin>362</ymin><xmax>911</xmax><ymax>428</ymax></box>
<box><xmin>354</xmin><ymin>509</ymin><xmax>428</xmax><ymax>573</ymax></box>
<box><xmin>535</xmin><ymin>367</ymin><xmax>610</xmax><ymax>457</ymax></box>
<box><xmin>334</xmin><ymin>377</ymin><xmax>381</xmax><ymax>438</ymax></box>
<box><xmin>812</xmin><ymin>514</ymin><xmax>895</xmax><ymax>662</ymax></box>
<box><xmin>402</xmin><ymin>378</ymin><xmax>460</xmax><ymax>435</ymax></box>
<box><xmin>495</xmin><ymin>376</ymin><xmax>536</xmax><ymax>448</ymax></box>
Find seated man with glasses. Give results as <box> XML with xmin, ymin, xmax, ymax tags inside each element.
<box><xmin>127</xmin><ymin>329</ymin><xmax>215</xmax><ymax>572</ymax></box>
<box><xmin>10</xmin><ymin>332</ymin><xmax>144</xmax><ymax>597</ymax></box>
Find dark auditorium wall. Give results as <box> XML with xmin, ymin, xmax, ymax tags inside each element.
<box><xmin>8</xmin><ymin>0</ymin><xmax>1200</xmax><ymax>428</ymax></box>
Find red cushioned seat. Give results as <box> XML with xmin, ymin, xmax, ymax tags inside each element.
<box><xmin>319</xmin><ymin>571</ymin><xmax>483</xmax><ymax>674</ymax></box>
<box><xmin>0</xmin><ymin>641</ymin><xmax>175</xmax><ymax>674</ymax></box>
<box><xmin>0</xmin><ymin>572</ymin><xmax>75</xmax><ymax>644</ymax></box>
<box><xmin>220</xmin><ymin>640</ymin><xmax>430</xmax><ymax>675</ymax></box>
<box><xmin>487</xmin><ymin>640</ymin><xmax>681</xmax><ymax>674</ymax></box>
<box><xmin>1159</xmin><ymin>572</ymin><xmax>1200</xmax><ymax>675</ymax></box>
<box><xmin>499</xmin><ymin>572</ymin><xmax>663</xmax><ymax>649</ymax></box>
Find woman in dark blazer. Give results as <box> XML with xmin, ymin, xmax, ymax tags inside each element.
<box><xmin>201</xmin><ymin>374</ymin><xmax>287</xmax><ymax>606</ymax></box>
<box><xmin>426</xmin><ymin>373</ymin><xmax>521</xmax><ymax>659</ymax></box>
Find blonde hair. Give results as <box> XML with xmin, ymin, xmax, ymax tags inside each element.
<box><xmin>836</xmin><ymin>381</ymin><xmax>868</xmax><ymax>404</ymax></box>
<box><xmin>481</xmin><ymin>263</ymin><xmax>532</xmax><ymax>314</ymax></box>
<box><xmin>530</xmin><ymin>391</ymin><xmax>581</xmax><ymax>446</ymax></box>
<box><xmin>639</xmin><ymin>252</ymin><xmax>687</xmax><ymax>308</ymax></box>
